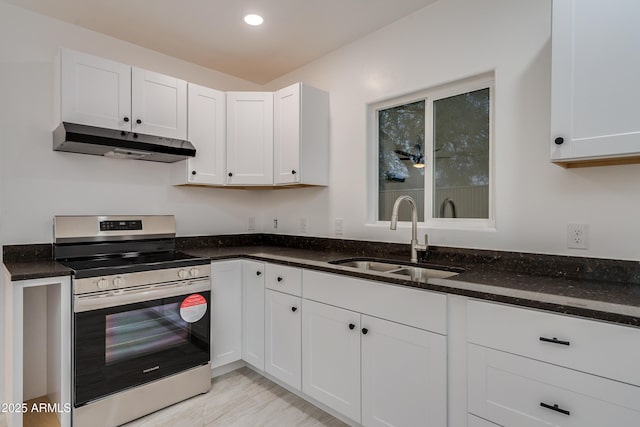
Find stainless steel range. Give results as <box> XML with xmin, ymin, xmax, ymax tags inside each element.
<box><xmin>54</xmin><ymin>215</ymin><xmax>211</xmax><ymax>427</ymax></box>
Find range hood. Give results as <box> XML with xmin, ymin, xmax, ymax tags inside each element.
<box><xmin>53</xmin><ymin>122</ymin><xmax>196</xmax><ymax>163</ymax></box>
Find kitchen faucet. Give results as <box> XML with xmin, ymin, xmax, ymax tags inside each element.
<box><xmin>390</xmin><ymin>195</ymin><xmax>428</xmax><ymax>263</ymax></box>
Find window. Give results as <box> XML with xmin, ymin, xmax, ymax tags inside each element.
<box><xmin>372</xmin><ymin>76</ymin><xmax>493</xmax><ymax>227</ymax></box>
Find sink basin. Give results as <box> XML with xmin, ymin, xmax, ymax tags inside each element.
<box><xmin>329</xmin><ymin>258</ymin><xmax>462</xmax><ymax>280</ymax></box>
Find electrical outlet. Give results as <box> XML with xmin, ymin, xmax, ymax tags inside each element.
<box><xmin>273</xmin><ymin>218</ymin><xmax>278</xmax><ymax>230</ymax></box>
<box><xmin>567</xmin><ymin>223</ymin><xmax>588</xmax><ymax>249</ymax></box>
<box><xmin>334</xmin><ymin>218</ymin><xmax>344</xmax><ymax>236</ymax></box>
<box><xmin>300</xmin><ymin>217</ymin><xmax>308</xmax><ymax>234</ymax></box>
<box><xmin>248</xmin><ymin>217</ymin><xmax>256</xmax><ymax>232</ymax></box>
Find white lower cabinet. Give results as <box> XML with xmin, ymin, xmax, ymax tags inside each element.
<box><xmin>301</xmin><ymin>297</ymin><xmax>447</xmax><ymax>427</ymax></box>
<box><xmin>468</xmin><ymin>344</ymin><xmax>640</xmax><ymax>427</ymax></box>
<box><xmin>210</xmin><ymin>260</ymin><xmax>242</xmax><ymax>369</ymax></box>
<box><xmin>265</xmin><ymin>289</ymin><xmax>302</xmax><ymax>391</ymax></box>
<box><xmin>361</xmin><ymin>315</ymin><xmax>447</xmax><ymax>427</ymax></box>
<box><xmin>242</xmin><ymin>260</ymin><xmax>265</xmax><ymax>370</ymax></box>
<box><xmin>302</xmin><ymin>299</ymin><xmax>362</xmax><ymax>422</ymax></box>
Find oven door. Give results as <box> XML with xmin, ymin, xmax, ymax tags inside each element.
<box><xmin>73</xmin><ymin>279</ymin><xmax>210</xmax><ymax>406</ymax></box>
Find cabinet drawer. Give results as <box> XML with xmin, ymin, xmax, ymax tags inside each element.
<box><xmin>468</xmin><ymin>344</ymin><xmax>640</xmax><ymax>427</ymax></box>
<box><xmin>303</xmin><ymin>270</ymin><xmax>446</xmax><ymax>334</ymax></box>
<box><xmin>265</xmin><ymin>264</ymin><xmax>302</xmax><ymax>296</ymax></box>
<box><xmin>467</xmin><ymin>299</ymin><xmax>640</xmax><ymax>386</ymax></box>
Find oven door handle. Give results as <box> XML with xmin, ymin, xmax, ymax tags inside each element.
<box><xmin>74</xmin><ymin>279</ymin><xmax>211</xmax><ymax>313</ymax></box>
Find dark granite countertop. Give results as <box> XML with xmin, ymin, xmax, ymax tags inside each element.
<box><xmin>2</xmin><ymin>259</ymin><xmax>73</xmax><ymax>281</ymax></box>
<box><xmin>180</xmin><ymin>245</ymin><xmax>640</xmax><ymax>327</ymax></box>
<box><xmin>4</xmin><ymin>235</ymin><xmax>640</xmax><ymax>327</ymax></box>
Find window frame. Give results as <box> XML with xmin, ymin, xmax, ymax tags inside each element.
<box><xmin>368</xmin><ymin>74</ymin><xmax>495</xmax><ymax>230</ymax></box>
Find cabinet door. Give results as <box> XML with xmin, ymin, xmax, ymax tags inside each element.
<box><xmin>551</xmin><ymin>0</ymin><xmax>640</xmax><ymax>162</ymax></box>
<box><xmin>242</xmin><ymin>260</ymin><xmax>265</xmax><ymax>370</ymax></box>
<box><xmin>60</xmin><ymin>49</ymin><xmax>131</xmax><ymax>131</ymax></box>
<box><xmin>226</xmin><ymin>92</ymin><xmax>274</xmax><ymax>185</ymax></box>
<box><xmin>131</xmin><ymin>67</ymin><xmax>187</xmax><ymax>139</ymax></box>
<box><xmin>274</xmin><ymin>83</ymin><xmax>301</xmax><ymax>184</ymax></box>
<box><xmin>265</xmin><ymin>290</ymin><xmax>301</xmax><ymax>391</ymax></box>
<box><xmin>302</xmin><ymin>299</ymin><xmax>361</xmax><ymax>422</ymax></box>
<box><xmin>210</xmin><ymin>260</ymin><xmax>242</xmax><ymax>369</ymax></box>
<box><xmin>468</xmin><ymin>344</ymin><xmax>640</xmax><ymax>427</ymax></box>
<box><xmin>185</xmin><ymin>84</ymin><xmax>226</xmax><ymax>185</ymax></box>
<box><xmin>361</xmin><ymin>315</ymin><xmax>447</xmax><ymax>427</ymax></box>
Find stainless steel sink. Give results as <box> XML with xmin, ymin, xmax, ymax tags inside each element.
<box><xmin>329</xmin><ymin>258</ymin><xmax>462</xmax><ymax>280</ymax></box>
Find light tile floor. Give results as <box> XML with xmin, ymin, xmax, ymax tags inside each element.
<box><xmin>124</xmin><ymin>367</ymin><xmax>348</xmax><ymax>427</ymax></box>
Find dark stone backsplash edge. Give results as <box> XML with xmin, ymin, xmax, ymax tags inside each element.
<box><xmin>4</xmin><ymin>234</ymin><xmax>640</xmax><ymax>285</ymax></box>
<box><xmin>2</xmin><ymin>243</ymin><xmax>53</xmax><ymax>262</ymax></box>
<box><xmin>177</xmin><ymin>233</ymin><xmax>640</xmax><ymax>285</ymax></box>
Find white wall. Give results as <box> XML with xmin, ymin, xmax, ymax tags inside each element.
<box><xmin>263</xmin><ymin>0</ymin><xmax>640</xmax><ymax>261</ymax></box>
<box><xmin>0</xmin><ymin>1</ymin><xmax>264</xmax><ymax>247</ymax></box>
<box><xmin>0</xmin><ymin>2</ymin><xmax>266</xmax><ymax>405</ymax></box>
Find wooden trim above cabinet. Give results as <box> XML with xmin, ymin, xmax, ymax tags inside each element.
<box><xmin>173</xmin><ymin>183</ymin><xmax>327</xmax><ymax>190</ymax></box>
<box><xmin>553</xmin><ymin>155</ymin><xmax>640</xmax><ymax>169</ymax></box>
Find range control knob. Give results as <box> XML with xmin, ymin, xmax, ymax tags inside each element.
<box><xmin>178</xmin><ymin>269</ymin><xmax>188</xmax><ymax>279</ymax></box>
<box><xmin>113</xmin><ymin>276</ymin><xmax>125</xmax><ymax>288</ymax></box>
<box><xmin>189</xmin><ymin>268</ymin><xmax>200</xmax><ymax>277</ymax></box>
<box><xmin>97</xmin><ymin>278</ymin><xmax>109</xmax><ymax>289</ymax></box>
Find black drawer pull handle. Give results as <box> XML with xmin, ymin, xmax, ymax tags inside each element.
<box><xmin>277</xmin><ymin>276</ymin><xmax>283</xmax><ymax>282</ymax></box>
<box><xmin>256</xmin><ymin>271</ymin><xmax>262</xmax><ymax>276</ymax></box>
<box><xmin>291</xmin><ymin>306</ymin><xmax>297</xmax><ymax>312</ymax></box>
<box><xmin>540</xmin><ymin>336</ymin><xmax>570</xmax><ymax>346</ymax></box>
<box><xmin>348</xmin><ymin>323</ymin><xmax>355</xmax><ymax>330</ymax></box>
<box><xmin>361</xmin><ymin>328</ymin><xmax>368</xmax><ymax>335</ymax></box>
<box><xmin>540</xmin><ymin>402</ymin><xmax>570</xmax><ymax>416</ymax></box>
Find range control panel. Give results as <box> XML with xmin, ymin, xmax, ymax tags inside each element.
<box><xmin>99</xmin><ymin>220</ymin><xmax>143</xmax><ymax>231</ymax></box>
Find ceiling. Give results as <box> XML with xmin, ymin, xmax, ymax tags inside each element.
<box><xmin>4</xmin><ymin>0</ymin><xmax>438</xmax><ymax>84</ymax></box>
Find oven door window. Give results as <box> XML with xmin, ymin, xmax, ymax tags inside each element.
<box><xmin>105</xmin><ymin>302</ymin><xmax>190</xmax><ymax>365</ymax></box>
<box><xmin>74</xmin><ymin>291</ymin><xmax>210</xmax><ymax>406</ymax></box>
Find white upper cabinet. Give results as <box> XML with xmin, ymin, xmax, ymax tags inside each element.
<box><xmin>273</xmin><ymin>83</ymin><xmax>329</xmax><ymax>185</ymax></box>
<box><xmin>172</xmin><ymin>84</ymin><xmax>226</xmax><ymax>186</ymax></box>
<box><xmin>59</xmin><ymin>49</ymin><xmax>131</xmax><ymax>131</ymax></box>
<box><xmin>58</xmin><ymin>48</ymin><xmax>187</xmax><ymax>140</ymax></box>
<box><xmin>226</xmin><ymin>92</ymin><xmax>274</xmax><ymax>185</ymax></box>
<box><xmin>131</xmin><ymin>67</ymin><xmax>187</xmax><ymax>139</ymax></box>
<box><xmin>551</xmin><ymin>0</ymin><xmax>640</xmax><ymax>166</ymax></box>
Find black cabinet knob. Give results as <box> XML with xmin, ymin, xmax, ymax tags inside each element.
<box><xmin>136</xmin><ymin>119</ymin><xmax>142</xmax><ymax>124</ymax></box>
<box><xmin>291</xmin><ymin>306</ymin><xmax>298</xmax><ymax>312</ymax></box>
<box><xmin>291</xmin><ymin>170</ymin><xmax>297</xmax><ymax>175</ymax></box>
<box><xmin>123</xmin><ymin>117</ymin><xmax>130</xmax><ymax>122</ymax></box>
<box><xmin>348</xmin><ymin>323</ymin><xmax>355</xmax><ymax>330</ymax></box>
<box><xmin>554</xmin><ymin>137</ymin><xmax>565</xmax><ymax>145</ymax></box>
<box><xmin>256</xmin><ymin>271</ymin><xmax>262</xmax><ymax>276</ymax></box>
<box><xmin>362</xmin><ymin>328</ymin><xmax>368</xmax><ymax>335</ymax></box>
<box><xmin>277</xmin><ymin>276</ymin><xmax>283</xmax><ymax>282</ymax></box>
<box><xmin>191</xmin><ymin>170</ymin><xmax>197</xmax><ymax>176</ymax></box>
<box><xmin>120</xmin><ymin>131</ymin><xmax>126</xmax><ymax>136</ymax></box>
<box><xmin>133</xmin><ymin>133</ymin><xmax>139</xmax><ymax>139</ymax></box>
<box><xmin>228</xmin><ymin>172</ymin><xmax>233</xmax><ymax>177</ymax></box>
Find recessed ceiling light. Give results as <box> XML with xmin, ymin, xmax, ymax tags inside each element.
<box><xmin>244</xmin><ymin>14</ymin><xmax>264</xmax><ymax>26</ymax></box>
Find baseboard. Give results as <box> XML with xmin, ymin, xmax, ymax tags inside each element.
<box><xmin>211</xmin><ymin>360</ymin><xmax>246</xmax><ymax>378</ymax></box>
<box><xmin>245</xmin><ymin>365</ymin><xmax>361</xmax><ymax>427</ymax></box>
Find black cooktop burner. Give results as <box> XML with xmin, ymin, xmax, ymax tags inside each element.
<box><xmin>59</xmin><ymin>251</ymin><xmax>209</xmax><ymax>279</ymax></box>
